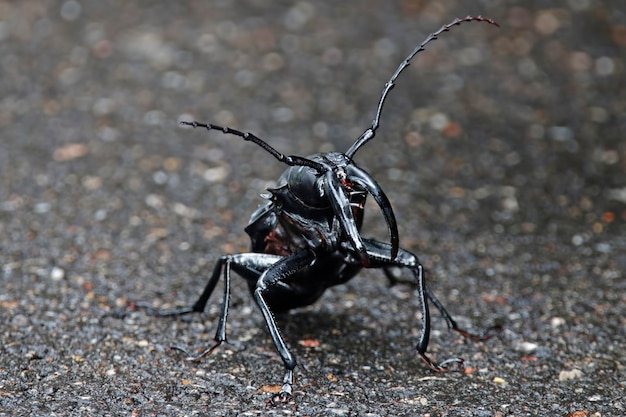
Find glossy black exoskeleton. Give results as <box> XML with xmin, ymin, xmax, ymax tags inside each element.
<box><xmin>158</xmin><ymin>16</ymin><xmax>499</xmax><ymax>403</ymax></box>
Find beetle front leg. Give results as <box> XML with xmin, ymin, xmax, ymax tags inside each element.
<box><xmin>253</xmin><ymin>249</ymin><xmax>317</xmax><ymax>404</ymax></box>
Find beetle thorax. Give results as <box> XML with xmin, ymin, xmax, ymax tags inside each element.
<box><xmin>262</xmin><ymin>152</ymin><xmax>366</xmax><ymax>253</ymax></box>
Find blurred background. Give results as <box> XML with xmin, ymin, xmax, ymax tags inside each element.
<box><xmin>1</xmin><ymin>1</ymin><xmax>624</xmax><ymax>415</ymax></box>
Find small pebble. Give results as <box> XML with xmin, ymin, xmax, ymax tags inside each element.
<box><xmin>559</xmin><ymin>369</ymin><xmax>583</xmax><ymax>381</ymax></box>
<box><xmin>551</xmin><ymin>317</ymin><xmax>566</xmax><ymax>327</ymax></box>
<box><xmin>50</xmin><ymin>266</ymin><xmax>65</xmax><ymax>281</ymax></box>
<box><xmin>515</xmin><ymin>341</ymin><xmax>539</xmax><ymax>353</ymax></box>
<box><xmin>493</xmin><ymin>376</ymin><xmax>507</xmax><ymax>385</ymax></box>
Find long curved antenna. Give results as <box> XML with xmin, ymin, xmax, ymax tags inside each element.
<box><xmin>345</xmin><ymin>16</ymin><xmax>499</xmax><ymax>159</ymax></box>
<box><xmin>180</xmin><ymin>121</ymin><xmax>325</xmax><ymax>172</ymax></box>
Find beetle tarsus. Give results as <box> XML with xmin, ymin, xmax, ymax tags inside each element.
<box><xmin>123</xmin><ymin>301</ymin><xmax>197</xmax><ymax>317</ymax></box>
<box><xmin>169</xmin><ymin>340</ymin><xmax>226</xmax><ymax>361</ymax></box>
<box><xmin>266</xmin><ymin>370</ymin><xmax>295</xmax><ymax>407</ymax></box>
<box><xmin>153</xmin><ymin>306</ymin><xmax>197</xmax><ymax>316</ymax></box>
<box><xmin>419</xmin><ymin>352</ymin><xmax>465</xmax><ymax>372</ymax></box>
<box><xmin>266</xmin><ymin>384</ymin><xmax>294</xmax><ymax>407</ymax></box>
<box><xmin>184</xmin><ymin>341</ymin><xmax>224</xmax><ymax>362</ymax></box>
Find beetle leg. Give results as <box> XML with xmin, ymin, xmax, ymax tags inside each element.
<box><xmin>383</xmin><ymin>256</ymin><xmax>463</xmax><ymax>372</ymax></box>
<box><xmin>124</xmin><ymin>256</ymin><xmax>226</xmax><ymax>318</ymax></box>
<box><xmin>382</xmin><ymin>266</ymin><xmax>414</xmax><ymax>287</ymax></box>
<box><xmin>153</xmin><ymin>256</ymin><xmax>227</xmax><ymax>317</ymax></box>
<box><xmin>382</xmin><ymin>266</ymin><xmax>500</xmax><ymax>340</ymax></box>
<box><xmin>324</xmin><ymin>170</ymin><xmax>370</xmax><ymax>267</ymax></box>
<box><xmin>253</xmin><ymin>249</ymin><xmax>317</xmax><ymax>403</ymax></box>
<box><xmin>176</xmin><ymin>255</ymin><xmax>234</xmax><ymax>361</ymax></box>
<box><xmin>423</xmin><ymin>285</ymin><xmax>502</xmax><ymax>341</ymax></box>
<box><xmin>351</xmin><ymin>239</ymin><xmax>492</xmax><ymax>372</ymax></box>
<box><xmin>413</xmin><ymin>262</ymin><xmax>465</xmax><ymax>372</ymax></box>
<box><xmin>149</xmin><ymin>254</ymin><xmax>283</xmax><ymax>361</ymax></box>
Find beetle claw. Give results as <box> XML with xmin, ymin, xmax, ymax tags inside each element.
<box><xmin>438</xmin><ymin>358</ymin><xmax>466</xmax><ymax>373</ymax></box>
<box><xmin>169</xmin><ymin>340</ymin><xmax>225</xmax><ymax>362</ymax></box>
<box><xmin>419</xmin><ymin>353</ymin><xmax>465</xmax><ymax>373</ymax></box>
<box><xmin>266</xmin><ymin>384</ymin><xmax>294</xmax><ymax>407</ymax></box>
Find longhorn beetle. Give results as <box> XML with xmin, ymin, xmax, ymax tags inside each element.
<box><xmin>160</xmin><ymin>16</ymin><xmax>499</xmax><ymax>403</ymax></box>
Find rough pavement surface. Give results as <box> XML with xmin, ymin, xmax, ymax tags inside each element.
<box><xmin>1</xmin><ymin>1</ymin><xmax>624</xmax><ymax>416</ymax></box>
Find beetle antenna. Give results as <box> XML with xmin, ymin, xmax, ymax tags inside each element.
<box><xmin>345</xmin><ymin>15</ymin><xmax>498</xmax><ymax>159</ymax></box>
<box><xmin>180</xmin><ymin>121</ymin><xmax>325</xmax><ymax>171</ymax></box>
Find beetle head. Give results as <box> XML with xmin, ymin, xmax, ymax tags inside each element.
<box><xmin>271</xmin><ymin>152</ymin><xmax>399</xmax><ymax>266</ymax></box>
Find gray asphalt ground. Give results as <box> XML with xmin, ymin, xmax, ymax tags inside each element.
<box><xmin>1</xmin><ymin>1</ymin><xmax>625</xmax><ymax>416</ymax></box>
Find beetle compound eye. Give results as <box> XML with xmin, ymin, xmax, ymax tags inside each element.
<box><xmin>335</xmin><ymin>168</ymin><xmax>345</xmax><ymax>181</ymax></box>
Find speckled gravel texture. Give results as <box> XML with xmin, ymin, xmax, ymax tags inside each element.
<box><xmin>1</xmin><ymin>1</ymin><xmax>625</xmax><ymax>416</ymax></box>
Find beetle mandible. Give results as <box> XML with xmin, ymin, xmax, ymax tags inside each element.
<box><xmin>160</xmin><ymin>16</ymin><xmax>500</xmax><ymax>403</ymax></box>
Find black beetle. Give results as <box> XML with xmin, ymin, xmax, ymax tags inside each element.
<box><xmin>158</xmin><ymin>16</ymin><xmax>499</xmax><ymax>403</ymax></box>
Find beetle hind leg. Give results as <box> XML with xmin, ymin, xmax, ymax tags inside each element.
<box><xmin>122</xmin><ymin>255</ymin><xmax>226</xmax><ymax>319</ymax></box>
<box><xmin>159</xmin><ymin>255</ymin><xmax>234</xmax><ymax>361</ymax></box>
<box><xmin>425</xmin><ymin>285</ymin><xmax>502</xmax><ymax>342</ymax></box>
<box><xmin>143</xmin><ymin>256</ymin><xmax>228</xmax><ymax>318</ymax></box>
<box><xmin>359</xmin><ymin>239</ymin><xmax>494</xmax><ymax>372</ymax></box>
